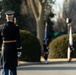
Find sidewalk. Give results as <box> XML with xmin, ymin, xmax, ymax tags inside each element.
<box><xmin>41</xmin><ymin>58</ymin><xmax>76</xmax><ymax>62</ymax></box>
<box><xmin>0</xmin><ymin>58</ymin><xmax>76</xmax><ymax>69</ymax></box>
<box><xmin>18</xmin><ymin>58</ymin><xmax>76</xmax><ymax>65</ymax></box>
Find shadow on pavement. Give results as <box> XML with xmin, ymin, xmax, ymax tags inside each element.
<box><xmin>0</xmin><ymin>60</ymin><xmax>76</xmax><ymax>70</ymax></box>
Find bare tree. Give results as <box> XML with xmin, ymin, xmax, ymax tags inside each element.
<box><xmin>53</xmin><ymin>3</ymin><xmax>66</xmax><ymax>32</ymax></box>
<box><xmin>29</xmin><ymin>0</ymin><xmax>46</xmax><ymax>50</ymax></box>
<box><xmin>54</xmin><ymin>16</ymin><xmax>66</xmax><ymax>32</ymax></box>
<box><xmin>63</xmin><ymin>0</ymin><xmax>76</xmax><ymax>32</ymax></box>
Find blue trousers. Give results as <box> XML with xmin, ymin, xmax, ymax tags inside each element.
<box><xmin>1</xmin><ymin>67</ymin><xmax>17</xmax><ymax>75</ymax></box>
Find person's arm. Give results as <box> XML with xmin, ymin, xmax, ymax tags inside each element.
<box><xmin>16</xmin><ymin>26</ymin><xmax>22</xmax><ymax>57</ymax></box>
<box><xmin>0</xmin><ymin>24</ymin><xmax>3</xmax><ymax>32</ymax></box>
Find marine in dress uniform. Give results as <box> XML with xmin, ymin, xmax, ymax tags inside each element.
<box><xmin>0</xmin><ymin>10</ymin><xmax>22</xmax><ymax>75</ymax></box>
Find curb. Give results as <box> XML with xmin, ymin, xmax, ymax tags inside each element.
<box><xmin>18</xmin><ymin>58</ymin><xmax>76</xmax><ymax>65</ymax></box>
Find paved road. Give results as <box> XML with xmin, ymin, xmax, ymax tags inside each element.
<box><xmin>17</xmin><ymin>61</ymin><xmax>76</xmax><ymax>75</ymax></box>
<box><xmin>0</xmin><ymin>60</ymin><xmax>76</xmax><ymax>75</ymax></box>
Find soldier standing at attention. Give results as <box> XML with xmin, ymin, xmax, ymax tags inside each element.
<box><xmin>0</xmin><ymin>10</ymin><xmax>22</xmax><ymax>75</ymax></box>
<box><xmin>43</xmin><ymin>22</ymin><xmax>49</xmax><ymax>64</ymax></box>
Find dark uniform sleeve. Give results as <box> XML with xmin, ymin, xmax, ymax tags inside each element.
<box><xmin>16</xmin><ymin>25</ymin><xmax>22</xmax><ymax>52</ymax></box>
<box><xmin>0</xmin><ymin>24</ymin><xmax>6</xmax><ymax>32</ymax></box>
<box><xmin>0</xmin><ymin>25</ymin><xmax>3</xmax><ymax>32</ymax></box>
<box><xmin>0</xmin><ymin>24</ymin><xmax>5</xmax><ymax>49</ymax></box>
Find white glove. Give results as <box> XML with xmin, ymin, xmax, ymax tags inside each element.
<box><xmin>17</xmin><ymin>52</ymin><xmax>22</xmax><ymax>57</ymax></box>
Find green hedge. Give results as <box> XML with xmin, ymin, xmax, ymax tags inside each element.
<box><xmin>0</xmin><ymin>30</ymin><xmax>41</xmax><ymax>62</ymax></box>
<box><xmin>48</xmin><ymin>34</ymin><xmax>76</xmax><ymax>58</ymax></box>
<box><xmin>20</xmin><ymin>30</ymin><xmax>41</xmax><ymax>62</ymax></box>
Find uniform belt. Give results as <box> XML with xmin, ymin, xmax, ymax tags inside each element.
<box><xmin>3</xmin><ymin>40</ymin><xmax>16</xmax><ymax>43</ymax></box>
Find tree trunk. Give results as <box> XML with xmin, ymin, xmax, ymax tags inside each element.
<box><xmin>37</xmin><ymin>17</ymin><xmax>44</xmax><ymax>51</ymax></box>
<box><xmin>29</xmin><ymin>0</ymin><xmax>45</xmax><ymax>51</ymax></box>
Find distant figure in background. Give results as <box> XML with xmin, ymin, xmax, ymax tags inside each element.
<box><xmin>43</xmin><ymin>40</ymin><xmax>49</xmax><ymax>64</ymax></box>
<box><xmin>68</xmin><ymin>44</ymin><xmax>74</xmax><ymax>62</ymax></box>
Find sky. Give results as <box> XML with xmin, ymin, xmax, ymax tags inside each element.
<box><xmin>53</xmin><ymin>0</ymin><xmax>64</xmax><ymax>20</ymax></box>
<box><xmin>0</xmin><ymin>0</ymin><xmax>2</xmax><ymax>1</ymax></box>
<box><xmin>56</xmin><ymin>0</ymin><xmax>64</xmax><ymax>6</ymax></box>
<box><xmin>54</xmin><ymin>0</ymin><xmax>64</xmax><ymax>13</ymax></box>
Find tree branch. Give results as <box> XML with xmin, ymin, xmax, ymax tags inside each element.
<box><xmin>29</xmin><ymin>0</ymin><xmax>39</xmax><ymax>18</ymax></box>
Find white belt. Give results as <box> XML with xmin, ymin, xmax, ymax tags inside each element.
<box><xmin>3</xmin><ymin>40</ymin><xmax>16</xmax><ymax>43</ymax></box>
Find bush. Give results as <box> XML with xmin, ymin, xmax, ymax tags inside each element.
<box><xmin>48</xmin><ymin>34</ymin><xmax>76</xmax><ymax>58</ymax></box>
<box><xmin>0</xmin><ymin>30</ymin><xmax>41</xmax><ymax>62</ymax></box>
<box><xmin>20</xmin><ymin>30</ymin><xmax>41</xmax><ymax>62</ymax></box>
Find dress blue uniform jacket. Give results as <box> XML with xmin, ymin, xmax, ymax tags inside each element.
<box><xmin>0</xmin><ymin>21</ymin><xmax>21</xmax><ymax>70</ymax></box>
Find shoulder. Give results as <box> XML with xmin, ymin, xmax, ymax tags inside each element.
<box><xmin>15</xmin><ymin>24</ymin><xmax>19</xmax><ymax>29</ymax></box>
<box><xmin>0</xmin><ymin>23</ymin><xmax>7</xmax><ymax>27</ymax></box>
<box><xmin>14</xmin><ymin>24</ymin><xmax>20</xmax><ymax>31</ymax></box>
<box><xmin>16</xmin><ymin>24</ymin><xmax>18</xmax><ymax>27</ymax></box>
<box><xmin>0</xmin><ymin>23</ymin><xmax>6</xmax><ymax>26</ymax></box>
<box><xmin>0</xmin><ymin>23</ymin><xmax>7</xmax><ymax>31</ymax></box>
